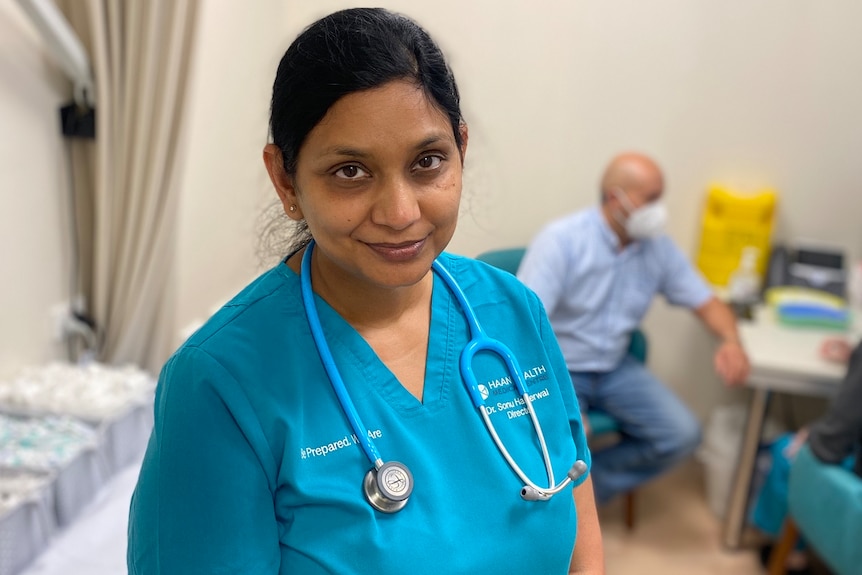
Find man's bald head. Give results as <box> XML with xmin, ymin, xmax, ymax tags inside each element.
<box><xmin>600</xmin><ymin>153</ymin><xmax>664</xmax><ymax>205</ymax></box>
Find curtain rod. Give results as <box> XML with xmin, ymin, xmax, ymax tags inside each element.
<box><xmin>14</xmin><ymin>0</ymin><xmax>95</xmax><ymax>108</ymax></box>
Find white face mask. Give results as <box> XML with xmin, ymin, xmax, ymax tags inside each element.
<box><xmin>613</xmin><ymin>188</ymin><xmax>667</xmax><ymax>240</ymax></box>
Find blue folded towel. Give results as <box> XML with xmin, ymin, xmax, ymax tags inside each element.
<box><xmin>776</xmin><ymin>302</ymin><xmax>850</xmax><ymax>329</ymax></box>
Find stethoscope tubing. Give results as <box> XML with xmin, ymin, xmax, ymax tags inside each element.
<box><xmin>300</xmin><ymin>243</ymin><xmax>384</xmax><ymax>469</ymax></box>
<box><xmin>432</xmin><ymin>259</ymin><xmax>559</xmax><ymax>493</ymax></box>
<box><xmin>299</xmin><ymin>240</ymin><xmax>576</xmax><ymax>500</ymax></box>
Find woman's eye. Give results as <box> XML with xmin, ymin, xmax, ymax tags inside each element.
<box><xmin>415</xmin><ymin>155</ymin><xmax>442</xmax><ymax>170</ymax></box>
<box><xmin>334</xmin><ymin>165</ymin><xmax>369</xmax><ymax>179</ymax></box>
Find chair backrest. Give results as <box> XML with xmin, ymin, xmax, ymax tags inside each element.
<box><xmin>788</xmin><ymin>445</ymin><xmax>862</xmax><ymax>575</ymax></box>
<box><xmin>628</xmin><ymin>328</ymin><xmax>648</xmax><ymax>364</ymax></box>
<box><xmin>475</xmin><ymin>247</ymin><xmax>527</xmax><ymax>276</ymax></box>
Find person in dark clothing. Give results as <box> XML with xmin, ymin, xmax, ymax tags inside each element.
<box><xmin>751</xmin><ymin>337</ymin><xmax>862</xmax><ymax>573</ymax></box>
<box><xmin>807</xmin><ymin>338</ymin><xmax>862</xmax><ymax>477</ymax></box>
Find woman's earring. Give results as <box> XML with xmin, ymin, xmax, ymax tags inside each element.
<box><xmin>289</xmin><ymin>205</ymin><xmax>297</xmax><ymax>213</ymax></box>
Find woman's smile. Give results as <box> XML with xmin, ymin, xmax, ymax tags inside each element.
<box><xmin>364</xmin><ymin>237</ymin><xmax>429</xmax><ymax>262</ymax></box>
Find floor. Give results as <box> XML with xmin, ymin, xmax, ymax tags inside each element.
<box><xmin>599</xmin><ymin>459</ymin><xmax>765</xmax><ymax>575</ymax></box>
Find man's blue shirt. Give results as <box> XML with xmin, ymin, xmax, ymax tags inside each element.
<box><xmin>518</xmin><ymin>206</ymin><xmax>712</xmax><ymax>372</ymax></box>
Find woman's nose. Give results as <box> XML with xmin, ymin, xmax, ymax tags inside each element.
<box><xmin>371</xmin><ymin>177</ymin><xmax>421</xmax><ymax>230</ymax></box>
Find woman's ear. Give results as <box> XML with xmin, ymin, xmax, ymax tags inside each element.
<box><xmin>458</xmin><ymin>123</ymin><xmax>469</xmax><ymax>163</ymax></box>
<box><xmin>263</xmin><ymin>143</ymin><xmax>303</xmax><ymax>219</ymax></box>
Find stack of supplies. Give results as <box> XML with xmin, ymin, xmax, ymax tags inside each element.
<box><xmin>765</xmin><ymin>286</ymin><xmax>850</xmax><ymax>330</ymax></box>
<box><xmin>0</xmin><ymin>363</ymin><xmax>156</xmax><ymax>575</ymax></box>
<box><xmin>0</xmin><ymin>469</ymin><xmax>52</xmax><ymax>516</ymax></box>
<box><xmin>0</xmin><ymin>362</ymin><xmax>155</xmax><ymax>421</ymax></box>
<box><xmin>0</xmin><ymin>414</ymin><xmax>103</xmax><ymax>575</ymax></box>
<box><xmin>0</xmin><ymin>362</ymin><xmax>156</xmax><ymax>473</ymax></box>
<box><xmin>0</xmin><ymin>413</ymin><xmax>105</xmax><ymax>526</ymax></box>
<box><xmin>0</xmin><ymin>469</ymin><xmax>55</xmax><ymax>575</ymax></box>
<box><xmin>0</xmin><ymin>414</ymin><xmax>98</xmax><ymax>472</ymax></box>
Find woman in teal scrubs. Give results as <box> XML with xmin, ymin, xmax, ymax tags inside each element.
<box><xmin>127</xmin><ymin>8</ymin><xmax>603</xmax><ymax>574</ymax></box>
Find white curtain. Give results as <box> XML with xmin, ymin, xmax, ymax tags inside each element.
<box><xmin>60</xmin><ymin>0</ymin><xmax>199</xmax><ymax>372</ymax></box>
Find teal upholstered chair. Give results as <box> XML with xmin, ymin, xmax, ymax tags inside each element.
<box><xmin>472</xmin><ymin>247</ymin><xmax>527</xmax><ymax>277</ymax></box>
<box><xmin>475</xmin><ymin>247</ymin><xmax>646</xmax><ymax>529</ymax></box>
<box><xmin>767</xmin><ymin>446</ymin><xmax>862</xmax><ymax>575</ymax></box>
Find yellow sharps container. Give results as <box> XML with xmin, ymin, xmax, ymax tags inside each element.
<box><xmin>695</xmin><ymin>185</ymin><xmax>777</xmax><ymax>287</ymax></box>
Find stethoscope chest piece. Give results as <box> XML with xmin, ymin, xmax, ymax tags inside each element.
<box><xmin>363</xmin><ymin>461</ymin><xmax>414</xmax><ymax>513</ymax></box>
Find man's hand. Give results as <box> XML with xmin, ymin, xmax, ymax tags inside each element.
<box><xmin>714</xmin><ymin>340</ymin><xmax>750</xmax><ymax>386</ymax></box>
<box><xmin>695</xmin><ymin>297</ymin><xmax>750</xmax><ymax>386</ymax></box>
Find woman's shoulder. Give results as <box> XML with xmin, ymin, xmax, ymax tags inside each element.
<box><xmin>158</xmin><ymin>263</ymin><xmax>309</xmax><ymax>403</ymax></box>
<box><xmin>177</xmin><ymin>264</ymin><xmax>303</xmax><ymax>359</ymax></box>
<box><xmin>436</xmin><ymin>252</ymin><xmax>542</xmax><ymax>312</ymax></box>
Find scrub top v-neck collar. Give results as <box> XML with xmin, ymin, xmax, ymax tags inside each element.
<box><xmin>288</xmin><ymin>263</ymin><xmax>457</xmax><ymax>416</ymax></box>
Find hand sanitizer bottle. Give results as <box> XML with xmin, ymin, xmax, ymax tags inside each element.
<box><xmin>728</xmin><ymin>246</ymin><xmax>761</xmax><ymax>317</ymax></box>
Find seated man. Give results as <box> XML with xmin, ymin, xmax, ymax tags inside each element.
<box><xmin>517</xmin><ymin>152</ymin><xmax>750</xmax><ymax>505</ymax></box>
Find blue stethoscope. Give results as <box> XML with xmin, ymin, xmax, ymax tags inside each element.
<box><xmin>300</xmin><ymin>241</ymin><xmax>586</xmax><ymax>513</ymax></box>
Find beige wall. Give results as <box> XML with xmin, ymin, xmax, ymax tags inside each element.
<box><xmin>0</xmin><ymin>1</ymin><xmax>71</xmax><ymax>377</ymax></box>
<box><xmin>4</xmin><ymin>2</ymin><xmax>862</xmax><ymax>419</ymax></box>
<box><xmin>171</xmin><ymin>0</ymin><xmax>285</xmax><ymax>347</ymax></box>
<box><xmin>282</xmin><ymin>1</ymin><xmax>862</xmax><ymax>259</ymax></box>
<box><xmin>175</xmin><ymin>0</ymin><xmax>862</xmax><ymax>419</ymax></box>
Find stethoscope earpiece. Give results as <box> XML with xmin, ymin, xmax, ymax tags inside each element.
<box><xmin>363</xmin><ymin>461</ymin><xmax>413</xmax><ymax>513</ymax></box>
<box><xmin>520</xmin><ymin>486</ymin><xmax>550</xmax><ymax>501</ymax></box>
<box><xmin>568</xmin><ymin>460</ymin><xmax>588</xmax><ymax>481</ymax></box>
<box><xmin>519</xmin><ymin>460</ymin><xmax>588</xmax><ymax>502</ymax></box>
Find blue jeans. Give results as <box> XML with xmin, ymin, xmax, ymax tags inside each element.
<box><xmin>571</xmin><ymin>356</ymin><xmax>702</xmax><ymax>504</ymax></box>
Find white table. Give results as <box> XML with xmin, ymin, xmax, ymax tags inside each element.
<box><xmin>721</xmin><ymin>306</ymin><xmax>861</xmax><ymax>549</ymax></box>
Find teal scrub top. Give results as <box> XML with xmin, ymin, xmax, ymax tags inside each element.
<box><xmin>128</xmin><ymin>253</ymin><xmax>592</xmax><ymax>574</ymax></box>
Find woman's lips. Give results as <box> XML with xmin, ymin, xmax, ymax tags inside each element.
<box><xmin>366</xmin><ymin>238</ymin><xmax>427</xmax><ymax>262</ymax></box>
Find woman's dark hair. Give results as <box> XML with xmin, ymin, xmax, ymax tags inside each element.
<box><xmin>270</xmin><ymin>8</ymin><xmax>463</xmax><ymax>174</ymax></box>
<box><xmin>261</xmin><ymin>8</ymin><xmax>464</xmax><ymax>259</ymax></box>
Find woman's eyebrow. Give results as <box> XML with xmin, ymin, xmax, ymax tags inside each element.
<box><xmin>412</xmin><ymin>134</ymin><xmax>452</xmax><ymax>150</ymax></box>
<box><xmin>320</xmin><ymin>133</ymin><xmax>453</xmax><ymax>159</ymax></box>
<box><xmin>320</xmin><ymin>146</ymin><xmax>369</xmax><ymax>159</ymax></box>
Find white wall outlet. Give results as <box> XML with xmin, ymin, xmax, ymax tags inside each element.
<box><xmin>49</xmin><ymin>302</ymin><xmax>69</xmax><ymax>342</ymax></box>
